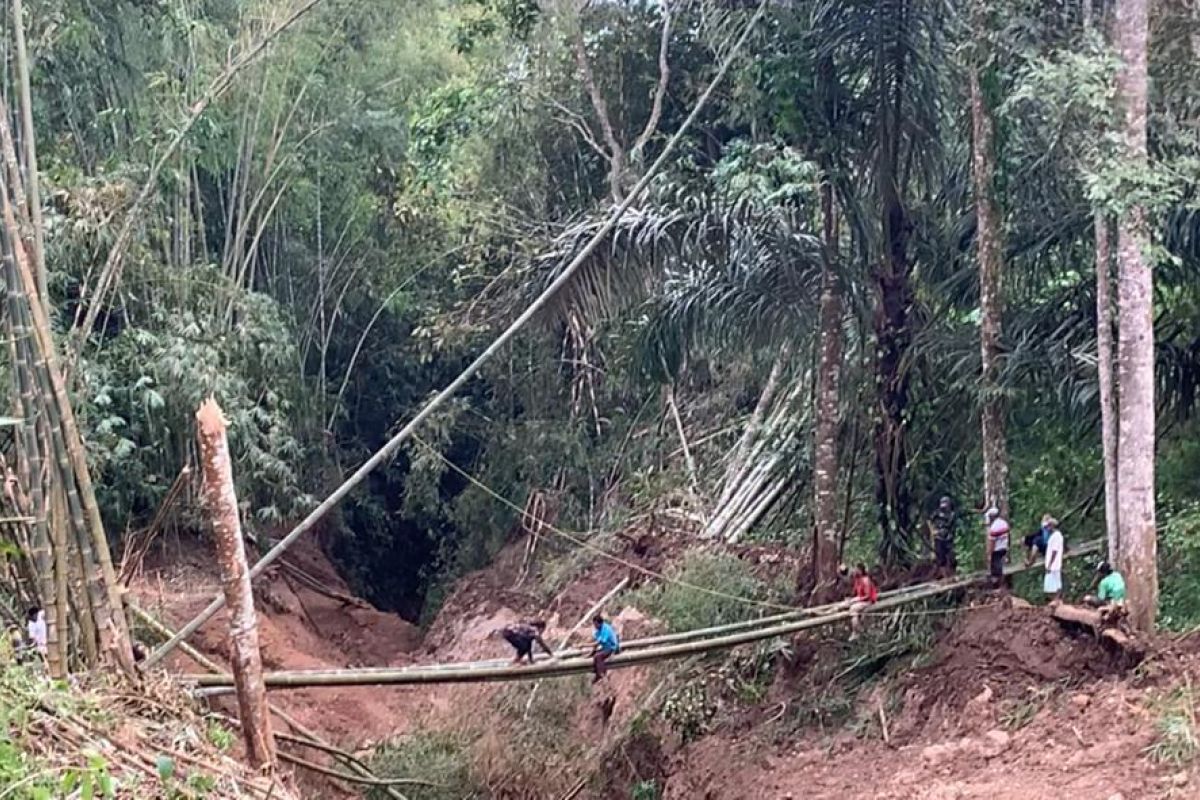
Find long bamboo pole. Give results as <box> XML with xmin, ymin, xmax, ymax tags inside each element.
<box><xmin>11</xmin><ymin>0</ymin><xmax>46</xmax><ymax>307</ymax></box>
<box><xmin>185</xmin><ymin>541</ymin><xmax>1101</xmax><ymax>689</ymax></box>
<box><xmin>144</xmin><ymin>0</ymin><xmax>772</xmax><ymax>669</ymax></box>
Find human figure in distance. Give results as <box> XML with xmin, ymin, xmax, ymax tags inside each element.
<box><xmin>498</xmin><ymin>619</ymin><xmax>555</xmax><ymax>665</ymax></box>
<box><xmin>1024</xmin><ymin>514</ymin><xmax>1055</xmax><ymax>567</ymax></box>
<box><xmin>1084</xmin><ymin>561</ymin><xmax>1126</xmax><ymax>623</ymax></box>
<box><xmin>25</xmin><ymin>607</ymin><xmax>46</xmax><ymax>658</ymax></box>
<box><xmin>590</xmin><ymin>614</ymin><xmax>620</xmax><ymax>683</ymax></box>
<box><xmin>928</xmin><ymin>496</ymin><xmax>958</xmax><ymax>578</ymax></box>
<box><xmin>984</xmin><ymin>506</ymin><xmax>1010</xmax><ymax>588</ymax></box>
<box><xmin>848</xmin><ymin>563</ymin><xmax>879</xmax><ymax>641</ymax></box>
<box><xmin>1042</xmin><ymin>517</ymin><xmax>1064</xmax><ymax>603</ymax></box>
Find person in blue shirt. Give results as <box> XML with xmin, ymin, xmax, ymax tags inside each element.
<box><xmin>590</xmin><ymin>614</ymin><xmax>620</xmax><ymax>683</ymax></box>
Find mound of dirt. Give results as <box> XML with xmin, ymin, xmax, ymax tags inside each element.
<box><xmin>890</xmin><ymin>599</ymin><xmax>1126</xmax><ymax>741</ymax></box>
<box><xmin>663</xmin><ymin>601</ymin><xmax>1188</xmax><ymax>800</ymax></box>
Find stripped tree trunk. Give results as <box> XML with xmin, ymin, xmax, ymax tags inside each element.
<box><xmin>811</xmin><ymin>176</ymin><xmax>842</xmax><ymax>599</ymax></box>
<box><xmin>1113</xmin><ymin>0</ymin><xmax>1156</xmax><ymax>633</ymax></box>
<box><xmin>195</xmin><ymin>398</ymin><xmax>276</xmax><ymax>770</ymax></box>
<box><xmin>1095</xmin><ymin>215</ymin><xmax>1120</xmax><ymax>562</ymax></box>
<box><xmin>969</xmin><ymin>34</ymin><xmax>1010</xmax><ymax>516</ymax></box>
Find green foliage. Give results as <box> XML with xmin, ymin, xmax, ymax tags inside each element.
<box><xmin>631</xmin><ymin>780</ymin><xmax>662</xmax><ymax>800</ymax></box>
<box><xmin>631</xmin><ymin>552</ymin><xmax>769</xmax><ymax>633</ymax></box>
<box><xmin>1146</xmin><ymin>683</ymin><xmax>1199</xmax><ymax>767</ymax></box>
<box><xmin>205</xmin><ymin>721</ymin><xmax>235</xmax><ymax>753</ymax></box>
<box><xmin>660</xmin><ymin>681</ymin><xmax>715</xmax><ymax>744</ymax></box>
<box><xmin>714</xmin><ymin>639</ymin><xmax>790</xmax><ymax>705</ymax></box>
<box><xmin>1157</xmin><ymin>501</ymin><xmax>1200</xmax><ymax>631</ymax></box>
<box><xmin>368</xmin><ymin>732</ymin><xmax>479</xmax><ymax>800</ymax></box>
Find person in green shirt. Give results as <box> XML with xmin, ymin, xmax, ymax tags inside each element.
<box><xmin>1084</xmin><ymin>561</ymin><xmax>1126</xmax><ymax>609</ymax></box>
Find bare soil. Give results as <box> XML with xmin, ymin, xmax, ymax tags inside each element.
<box><xmin>134</xmin><ymin>533</ymin><xmax>1200</xmax><ymax>799</ymax></box>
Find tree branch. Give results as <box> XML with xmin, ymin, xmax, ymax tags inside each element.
<box><xmin>631</xmin><ymin>1</ymin><xmax>672</xmax><ymax>161</ymax></box>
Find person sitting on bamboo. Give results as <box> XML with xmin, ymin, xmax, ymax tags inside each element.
<box><xmin>498</xmin><ymin>619</ymin><xmax>555</xmax><ymax>665</ymax></box>
<box><xmin>590</xmin><ymin>614</ymin><xmax>620</xmax><ymax>683</ymax></box>
<box><xmin>847</xmin><ymin>563</ymin><xmax>879</xmax><ymax>641</ymax></box>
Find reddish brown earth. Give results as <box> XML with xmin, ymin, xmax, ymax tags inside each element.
<box><xmin>134</xmin><ymin>533</ymin><xmax>1200</xmax><ymax>799</ymax></box>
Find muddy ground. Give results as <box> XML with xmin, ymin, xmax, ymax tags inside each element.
<box><xmin>133</xmin><ymin>532</ymin><xmax>1199</xmax><ymax>799</ymax></box>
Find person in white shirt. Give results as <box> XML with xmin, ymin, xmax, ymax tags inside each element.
<box><xmin>26</xmin><ymin>607</ymin><xmax>46</xmax><ymax>656</ymax></box>
<box><xmin>984</xmin><ymin>507</ymin><xmax>1010</xmax><ymax>588</ymax></box>
<box><xmin>1042</xmin><ymin>518</ymin><xmax>1064</xmax><ymax>601</ymax></box>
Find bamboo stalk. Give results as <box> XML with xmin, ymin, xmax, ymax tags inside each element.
<box><xmin>0</xmin><ymin>149</ymin><xmax>136</xmax><ymax>673</ymax></box>
<box><xmin>4</xmin><ymin>254</ymin><xmax>58</xmax><ymax>675</ymax></box>
<box><xmin>11</xmin><ymin>0</ymin><xmax>46</xmax><ymax>307</ymax></box>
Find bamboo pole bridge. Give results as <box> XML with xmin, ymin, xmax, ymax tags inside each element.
<box><xmin>184</xmin><ymin>540</ymin><xmax>1101</xmax><ymax>690</ymax></box>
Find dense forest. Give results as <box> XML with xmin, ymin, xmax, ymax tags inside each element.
<box><xmin>2</xmin><ymin>0</ymin><xmax>1199</xmax><ymax>655</ymax></box>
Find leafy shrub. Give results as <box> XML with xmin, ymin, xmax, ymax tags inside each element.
<box><xmin>368</xmin><ymin>732</ymin><xmax>479</xmax><ymax>800</ymax></box>
<box><xmin>660</xmin><ymin>682</ymin><xmax>715</xmax><ymax>743</ymax></box>
<box><xmin>631</xmin><ymin>780</ymin><xmax>661</xmax><ymax>800</ymax></box>
<box><xmin>1146</xmin><ymin>684</ymin><xmax>1199</xmax><ymax>767</ymax></box>
<box><xmin>632</xmin><ymin>551</ymin><xmax>768</xmax><ymax>633</ymax></box>
<box><xmin>1157</xmin><ymin>501</ymin><xmax>1200</xmax><ymax>630</ymax></box>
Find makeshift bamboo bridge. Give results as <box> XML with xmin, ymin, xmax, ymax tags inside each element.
<box><xmin>186</xmin><ymin>540</ymin><xmax>1101</xmax><ymax>690</ymax></box>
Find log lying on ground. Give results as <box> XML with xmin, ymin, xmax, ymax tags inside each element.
<box><xmin>185</xmin><ymin>541</ymin><xmax>1101</xmax><ymax>690</ymax></box>
<box><xmin>1050</xmin><ymin>601</ymin><xmax>1140</xmax><ymax>653</ymax></box>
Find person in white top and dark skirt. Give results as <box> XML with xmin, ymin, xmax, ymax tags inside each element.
<box><xmin>984</xmin><ymin>507</ymin><xmax>1010</xmax><ymax>588</ymax></box>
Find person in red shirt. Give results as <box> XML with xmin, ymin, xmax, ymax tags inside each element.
<box><xmin>848</xmin><ymin>563</ymin><xmax>878</xmax><ymax>641</ymax></box>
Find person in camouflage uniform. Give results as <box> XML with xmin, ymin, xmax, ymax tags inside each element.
<box><xmin>928</xmin><ymin>496</ymin><xmax>958</xmax><ymax>577</ymax></box>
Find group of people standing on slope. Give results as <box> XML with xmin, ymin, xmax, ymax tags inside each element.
<box><xmin>928</xmin><ymin>496</ymin><xmax>1126</xmax><ymax>610</ymax></box>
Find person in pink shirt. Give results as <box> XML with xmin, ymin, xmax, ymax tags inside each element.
<box><xmin>984</xmin><ymin>507</ymin><xmax>1010</xmax><ymax>588</ymax></box>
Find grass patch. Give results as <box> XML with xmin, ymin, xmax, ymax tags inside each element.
<box><xmin>1145</xmin><ymin>682</ymin><xmax>1199</xmax><ymax>767</ymax></box>
<box><xmin>368</xmin><ymin>732</ymin><xmax>479</xmax><ymax>800</ymax></box>
<box><xmin>1000</xmin><ymin>685</ymin><xmax>1053</xmax><ymax>731</ymax></box>
<box><xmin>631</xmin><ymin>551</ymin><xmax>769</xmax><ymax>632</ymax></box>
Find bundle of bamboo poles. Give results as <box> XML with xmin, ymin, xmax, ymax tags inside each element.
<box><xmin>704</xmin><ymin>362</ymin><xmax>809</xmax><ymax>542</ymax></box>
<box><xmin>0</xmin><ymin>91</ymin><xmax>134</xmax><ymax>677</ymax></box>
<box><xmin>185</xmin><ymin>540</ymin><xmax>1101</xmax><ymax>689</ymax></box>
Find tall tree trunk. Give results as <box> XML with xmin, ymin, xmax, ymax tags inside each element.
<box><xmin>811</xmin><ymin>177</ymin><xmax>842</xmax><ymax>598</ymax></box>
<box><xmin>196</xmin><ymin>399</ymin><xmax>276</xmax><ymax>770</ymax></box>
<box><xmin>1095</xmin><ymin>215</ymin><xmax>1120</xmax><ymax>561</ymax></box>
<box><xmin>1113</xmin><ymin>0</ymin><xmax>1156</xmax><ymax>633</ymax></box>
<box><xmin>969</xmin><ymin>57</ymin><xmax>1009</xmax><ymax>516</ymax></box>
<box><xmin>1087</xmin><ymin>0</ymin><xmax>1120</xmax><ymax>567</ymax></box>
<box><xmin>872</xmin><ymin>1</ymin><xmax>914</xmax><ymax>565</ymax></box>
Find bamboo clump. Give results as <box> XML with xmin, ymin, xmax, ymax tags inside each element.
<box><xmin>0</xmin><ymin>94</ymin><xmax>135</xmax><ymax>675</ymax></box>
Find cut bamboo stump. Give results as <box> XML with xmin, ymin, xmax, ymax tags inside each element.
<box><xmin>196</xmin><ymin>398</ymin><xmax>277</xmax><ymax>770</ymax></box>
